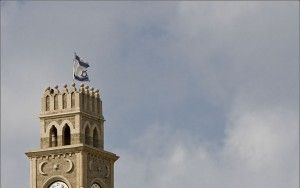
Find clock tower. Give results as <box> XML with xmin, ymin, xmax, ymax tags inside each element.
<box><xmin>26</xmin><ymin>83</ymin><xmax>119</xmax><ymax>188</ymax></box>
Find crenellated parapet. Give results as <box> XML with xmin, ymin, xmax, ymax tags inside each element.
<box><xmin>41</xmin><ymin>83</ymin><xmax>103</xmax><ymax>117</ymax></box>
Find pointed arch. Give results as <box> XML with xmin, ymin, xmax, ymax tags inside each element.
<box><xmin>54</xmin><ymin>94</ymin><xmax>58</xmax><ymax>110</ymax></box>
<box><xmin>49</xmin><ymin>125</ymin><xmax>57</xmax><ymax>147</ymax></box>
<box><xmin>71</xmin><ymin>92</ymin><xmax>75</xmax><ymax>108</ymax></box>
<box><xmin>93</xmin><ymin>127</ymin><xmax>99</xmax><ymax>147</ymax></box>
<box><xmin>85</xmin><ymin>126</ymin><xmax>90</xmax><ymax>145</ymax></box>
<box><xmin>45</xmin><ymin>95</ymin><xmax>50</xmax><ymax>111</ymax></box>
<box><xmin>62</xmin><ymin>124</ymin><xmax>71</xmax><ymax>145</ymax></box>
<box><xmin>62</xmin><ymin>93</ymin><xmax>67</xmax><ymax>109</ymax></box>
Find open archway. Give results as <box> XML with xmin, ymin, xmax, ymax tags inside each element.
<box><xmin>49</xmin><ymin>125</ymin><xmax>58</xmax><ymax>147</ymax></box>
<box><xmin>62</xmin><ymin>124</ymin><xmax>71</xmax><ymax>145</ymax></box>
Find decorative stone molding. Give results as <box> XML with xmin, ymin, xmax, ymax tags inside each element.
<box><xmin>88</xmin><ymin>154</ymin><xmax>110</xmax><ymax>179</ymax></box>
<box><xmin>37</xmin><ymin>154</ymin><xmax>75</xmax><ymax>175</ymax></box>
<box><xmin>45</xmin><ymin>117</ymin><xmax>75</xmax><ymax>129</ymax></box>
<box><xmin>87</xmin><ymin>155</ymin><xmax>111</xmax><ymax>186</ymax></box>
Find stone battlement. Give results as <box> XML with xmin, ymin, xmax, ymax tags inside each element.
<box><xmin>44</xmin><ymin>83</ymin><xmax>100</xmax><ymax>97</ymax></box>
<box><xmin>40</xmin><ymin>83</ymin><xmax>102</xmax><ymax>117</ymax></box>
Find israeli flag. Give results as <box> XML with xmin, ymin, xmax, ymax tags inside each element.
<box><xmin>73</xmin><ymin>53</ymin><xmax>90</xmax><ymax>82</ymax></box>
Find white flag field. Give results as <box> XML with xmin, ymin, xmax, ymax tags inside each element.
<box><xmin>73</xmin><ymin>53</ymin><xmax>90</xmax><ymax>82</ymax></box>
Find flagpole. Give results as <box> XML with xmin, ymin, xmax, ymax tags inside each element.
<box><xmin>73</xmin><ymin>51</ymin><xmax>76</xmax><ymax>84</ymax></box>
<box><xmin>72</xmin><ymin>60</ymin><xmax>75</xmax><ymax>84</ymax></box>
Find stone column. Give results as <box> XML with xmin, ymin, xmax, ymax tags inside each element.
<box><xmin>30</xmin><ymin>158</ymin><xmax>37</xmax><ymax>188</ymax></box>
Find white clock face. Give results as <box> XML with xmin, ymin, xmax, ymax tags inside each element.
<box><xmin>48</xmin><ymin>181</ymin><xmax>69</xmax><ymax>188</ymax></box>
<box><xmin>91</xmin><ymin>183</ymin><xmax>101</xmax><ymax>188</ymax></box>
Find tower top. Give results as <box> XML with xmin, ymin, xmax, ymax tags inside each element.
<box><xmin>26</xmin><ymin>82</ymin><xmax>118</xmax><ymax>188</ymax></box>
<box><xmin>41</xmin><ymin>83</ymin><xmax>103</xmax><ymax>120</ymax></box>
<box><xmin>43</xmin><ymin>83</ymin><xmax>100</xmax><ymax>98</ymax></box>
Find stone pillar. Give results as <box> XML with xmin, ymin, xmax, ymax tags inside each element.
<box><xmin>30</xmin><ymin>158</ymin><xmax>37</xmax><ymax>188</ymax></box>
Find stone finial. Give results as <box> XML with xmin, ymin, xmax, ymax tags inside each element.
<box><xmin>62</xmin><ymin>84</ymin><xmax>69</xmax><ymax>92</ymax></box>
<box><xmin>79</xmin><ymin>84</ymin><xmax>85</xmax><ymax>92</ymax></box>
<box><xmin>95</xmin><ymin>89</ymin><xmax>100</xmax><ymax>98</ymax></box>
<box><xmin>45</xmin><ymin>87</ymin><xmax>50</xmax><ymax>92</ymax></box>
<box><xmin>90</xmin><ymin>87</ymin><xmax>95</xmax><ymax>96</ymax></box>
<box><xmin>53</xmin><ymin>85</ymin><xmax>60</xmax><ymax>94</ymax></box>
<box><xmin>70</xmin><ymin>82</ymin><xmax>77</xmax><ymax>92</ymax></box>
<box><xmin>85</xmin><ymin>85</ymin><xmax>90</xmax><ymax>95</ymax></box>
<box><xmin>50</xmin><ymin>88</ymin><xmax>54</xmax><ymax>94</ymax></box>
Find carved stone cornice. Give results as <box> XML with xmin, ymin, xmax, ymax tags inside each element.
<box><xmin>39</xmin><ymin>110</ymin><xmax>104</xmax><ymax>122</ymax></box>
<box><xmin>25</xmin><ymin>144</ymin><xmax>119</xmax><ymax>162</ymax></box>
<box><xmin>44</xmin><ymin>116</ymin><xmax>75</xmax><ymax>127</ymax></box>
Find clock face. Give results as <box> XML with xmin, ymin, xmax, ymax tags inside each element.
<box><xmin>91</xmin><ymin>183</ymin><xmax>101</xmax><ymax>188</ymax></box>
<box><xmin>48</xmin><ymin>181</ymin><xmax>69</xmax><ymax>188</ymax></box>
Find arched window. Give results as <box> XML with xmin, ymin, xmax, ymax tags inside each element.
<box><xmin>49</xmin><ymin>126</ymin><xmax>57</xmax><ymax>147</ymax></box>
<box><xmin>85</xmin><ymin>126</ymin><xmax>90</xmax><ymax>145</ymax></box>
<box><xmin>62</xmin><ymin>93</ymin><xmax>67</xmax><ymax>109</ymax></box>
<box><xmin>54</xmin><ymin>94</ymin><xmax>58</xmax><ymax>110</ymax></box>
<box><xmin>93</xmin><ymin>128</ymin><xmax>99</xmax><ymax>147</ymax></box>
<box><xmin>71</xmin><ymin>92</ymin><xmax>75</xmax><ymax>108</ymax></box>
<box><xmin>46</xmin><ymin>95</ymin><xmax>50</xmax><ymax>111</ymax></box>
<box><xmin>62</xmin><ymin>124</ymin><xmax>71</xmax><ymax>145</ymax></box>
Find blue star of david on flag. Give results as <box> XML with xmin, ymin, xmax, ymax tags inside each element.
<box><xmin>73</xmin><ymin>53</ymin><xmax>90</xmax><ymax>82</ymax></box>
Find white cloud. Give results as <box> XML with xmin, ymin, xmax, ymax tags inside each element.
<box><xmin>115</xmin><ymin>105</ymin><xmax>298</xmax><ymax>188</ymax></box>
<box><xmin>1</xmin><ymin>2</ymin><xmax>298</xmax><ymax>188</ymax></box>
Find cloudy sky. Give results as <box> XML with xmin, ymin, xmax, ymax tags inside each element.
<box><xmin>1</xmin><ymin>1</ymin><xmax>299</xmax><ymax>188</ymax></box>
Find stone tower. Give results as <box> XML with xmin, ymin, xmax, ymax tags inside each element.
<box><xmin>26</xmin><ymin>83</ymin><xmax>119</xmax><ymax>188</ymax></box>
